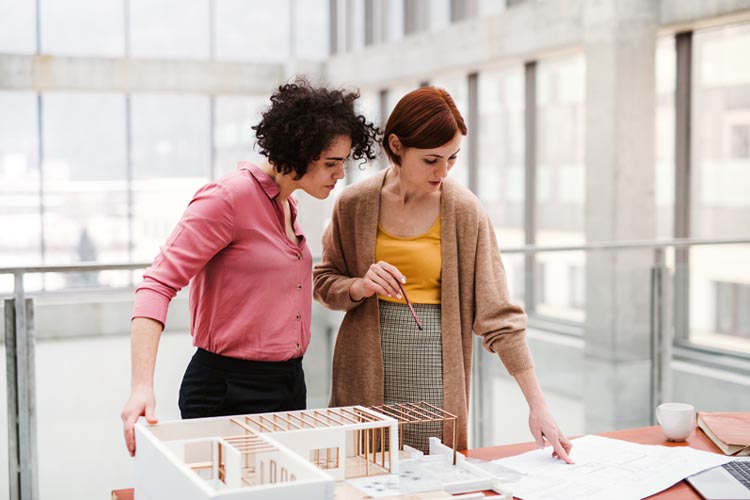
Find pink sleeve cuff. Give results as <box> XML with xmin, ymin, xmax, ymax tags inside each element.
<box><xmin>132</xmin><ymin>288</ymin><xmax>172</xmax><ymax>326</ymax></box>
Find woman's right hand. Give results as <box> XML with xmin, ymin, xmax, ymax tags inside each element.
<box><xmin>121</xmin><ymin>385</ymin><xmax>158</xmax><ymax>457</ymax></box>
<box><xmin>350</xmin><ymin>261</ymin><xmax>405</xmax><ymax>301</ymax></box>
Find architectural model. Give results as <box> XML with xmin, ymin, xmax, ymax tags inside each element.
<box><xmin>133</xmin><ymin>402</ymin><xmax>486</xmax><ymax>500</ymax></box>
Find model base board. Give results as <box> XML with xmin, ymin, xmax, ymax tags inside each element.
<box><xmin>134</xmin><ymin>403</ymin><xmax>508</xmax><ymax>500</ymax></box>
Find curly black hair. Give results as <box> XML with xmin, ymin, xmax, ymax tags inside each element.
<box><xmin>252</xmin><ymin>78</ymin><xmax>381</xmax><ymax>179</ymax></box>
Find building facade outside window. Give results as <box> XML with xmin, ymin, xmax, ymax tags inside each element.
<box><xmin>214</xmin><ymin>95</ymin><xmax>268</xmax><ymax>178</ymax></box>
<box><xmin>41</xmin><ymin>0</ymin><xmax>124</xmax><ymax>57</ymax></box>
<box><xmin>715</xmin><ymin>281</ymin><xmax>750</xmax><ymax>340</ymax></box>
<box><xmin>476</xmin><ymin>65</ymin><xmax>526</xmax><ymax>303</ymax></box>
<box><xmin>42</xmin><ymin>92</ymin><xmax>129</xmax><ymax>288</ymax></box>
<box><xmin>0</xmin><ymin>91</ymin><xmax>41</xmax><ymax>290</ymax></box>
<box><xmin>534</xmin><ymin>53</ymin><xmax>586</xmax><ymax>322</ymax></box>
<box><xmin>688</xmin><ymin>23</ymin><xmax>750</xmax><ymax>352</ymax></box>
<box><xmin>131</xmin><ymin>94</ymin><xmax>211</xmax><ymax>262</ymax></box>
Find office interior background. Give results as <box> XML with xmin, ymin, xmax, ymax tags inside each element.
<box><xmin>0</xmin><ymin>0</ymin><xmax>749</xmax><ymax>498</ymax></box>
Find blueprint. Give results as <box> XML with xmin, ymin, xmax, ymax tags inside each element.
<box><xmin>492</xmin><ymin>434</ymin><xmax>734</xmax><ymax>500</ymax></box>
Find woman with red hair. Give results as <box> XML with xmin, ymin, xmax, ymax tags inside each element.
<box><xmin>315</xmin><ymin>86</ymin><xmax>573</xmax><ymax>460</ymax></box>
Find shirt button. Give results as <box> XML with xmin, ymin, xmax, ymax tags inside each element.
<box><xmin>295</xmin><ymin>313</ymin><xmax>301</xmax><ymax>321</ymax></box>
<box><xmin>296</xmin><ymin>283</ymin><xmax>302</xmax><ymax>291</ymax></box>
<box><xmin>295</xmin><ymin>343</ymin><xmax>300</xmax><ymax>350</ymax></box>
<box><xmin>296</xmin><ymin>253</ymin><xmax>302</xmax><ymax>260</ymax></box>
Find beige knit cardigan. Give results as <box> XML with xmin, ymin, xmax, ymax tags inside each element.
<box><xmin>313</xmin><ymin>169</ymin><xmax>533</xmax><ymax>449</ymax></box>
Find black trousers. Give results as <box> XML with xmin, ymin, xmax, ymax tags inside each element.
<box><xmin>178</xmin><ymin>348</ymin><xmax>306</xmax><ymax>419</ymax></box>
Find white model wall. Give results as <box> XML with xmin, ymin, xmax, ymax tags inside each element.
<box><xmin>135</xmin><ymin>427</ymin><xmax>212</xmax><ymax>500</ymax></box>
<box><xmin>267</xmin><ymin>427</ymin><xmax>349</xmax><ymax>481</ymax></box>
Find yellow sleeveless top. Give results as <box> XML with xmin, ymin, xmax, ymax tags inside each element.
<box><xmin>375</xmin><ymin>216</ymin><xmax>441</xmax><ymax>304</ymax></box>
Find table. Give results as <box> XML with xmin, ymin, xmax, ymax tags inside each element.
<box><xmin>112</xmin><ymin>425</ymin><xmax>721</xmax><ymax>499</ymax></box>
<box><xmin>465</xmin><ymin>425</ymin><xmax>719</xmax><ymax>499</ymax></box>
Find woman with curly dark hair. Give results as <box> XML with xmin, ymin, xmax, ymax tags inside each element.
<box><xmin>121</xmin><ymin>78</ymin><xmax>380</xmax><ymax>456</ymax></box>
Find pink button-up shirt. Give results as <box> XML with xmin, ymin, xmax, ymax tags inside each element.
<box><xmin>132</xmin><ymin>162</ymin><xmax>312</xmax><ymax>361</ymax></box>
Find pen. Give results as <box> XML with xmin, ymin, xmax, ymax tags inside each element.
<box><xmin>397</xmin><ymin>281</ymin><xmax>423</xmax><ymax>331</ymax></box>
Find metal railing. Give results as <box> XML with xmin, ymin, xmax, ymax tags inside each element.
<box><xmin>500</xmin><ymin>236</ymin><xmax>750</xmax><ymax>253</ymax></box>
<box><xmin>472</xmin><ymin>237</ymin><xmax>750</xmax><ymax>448</ymax></box>
<box><xmin>3</xmin><ymin>237</ymin><xmax>750</xmax><ymax>500</ymax></box>
<box><xmin>2</xmin><ymin>263</ymin><xmax>148</xmax><ymax>500</ymax></box>
<box><xmin>497</xmin><ymin>236</ymin><xmax>750</xmax><ymax>404</ymax></box>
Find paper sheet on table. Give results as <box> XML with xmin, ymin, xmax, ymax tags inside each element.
<box><xmin>492</xmin><ymin>434</ymin><xmax>734</xmax><ymax>500</ymax></box>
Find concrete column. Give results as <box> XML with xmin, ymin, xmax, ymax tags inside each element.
<box><xmin>383</xmin><ymin>0</ymin><xmax>405</xmax><ymax>42</ymax></box>
<box><xmin>583</xmin><ymin>0</ymin><xmax>658</xmax><ymax>432</ymax></box>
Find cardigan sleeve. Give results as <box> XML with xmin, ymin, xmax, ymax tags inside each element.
<box><xmin>313</xmin><ymin>197</ymin><xmax>365</xmax><ymax>312</ymax></box>
<box><xmin>132</xmin><ymin>182</ymin><xmax>235</xmax><ymax>325</ymax></box>
<box><xmin>472</xmin><ymin>213</ymin><xmax>534</xmax><ymax>375</ymax></box>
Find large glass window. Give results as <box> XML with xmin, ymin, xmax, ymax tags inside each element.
<box><xmin>215</xmin><ymin>0</ymin><xmax>289</xmax><ymax>62</ymax></box>
<box><xmin>131</xmin><ymin>94</ymin><xmax>211</xmax><ymax>261</ymax></box>
<box><xmin>214</xmin><ymin>95</ymin><xmax>268</xmax><ymax>178</ymax></box>
<box><xmin>129</xmin><ymin>0</ymin><xmax>210</xmax><ymax>59</ymax></box>
<box><xmin>41</xmin><ymin>93</ymin><xmax>129</xmax><ymax>288</ymax></box>
<box><xmin>535</xmin><ymin>53</ymin><xmax>586</xmax><ymax>321</ymax></box>
<box><xmin>0</xmin><ymin>91</ymin><xmax>41</xmax><ymax>293</ymax></box>
<box><xmin>477</xmin><ymin>66</ymin><xmax>525</xmax><ymax>301</ymax></box>
<box><xmin>688</xmin><ymin>23</ymin><xmax>750</xmax><ymax>352</ymax></box>
<box><xmin>294</xmin><ymin>0</ymin><xmax>329</xmax><ymax>59</ymax></box>
<box><xmin>40</xmin><ymin>0</ymin><xmax>124</xmax><ymax>57</ymax></box>
<box><xmin>691</xmin><ymin>24</ymin><xmax>750</xmax><ymax>239</ymax></box>
<box><xmin>0</xmin><ymin>0</ymin><xmax>37</xmax><ymax>53</ymax></box>
<box><xmin>714</xmin><ymin>281</ymin><xmax>750</xmax><ymax>340</ymax></box>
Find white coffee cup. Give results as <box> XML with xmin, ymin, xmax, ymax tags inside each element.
<box><xmin>656</xmin><ymin>402</ymin><xmax>696</xmax><ymax>442</ymax></box>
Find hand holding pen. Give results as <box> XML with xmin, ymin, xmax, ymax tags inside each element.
<box><xmin>396</xmin><ymin>280</ymin><xmax>423</xmax><ymax>331</ymax></box>
<box><xmin>349</xmin><ymin>261</ymin><xmax>423</xmax><ymax>330</ymax></box>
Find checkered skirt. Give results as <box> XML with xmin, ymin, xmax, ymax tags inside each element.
<box><xmin>379</xmin><ymin>300</ymin><xmax>443</xmax><ymax>452</ymax></box>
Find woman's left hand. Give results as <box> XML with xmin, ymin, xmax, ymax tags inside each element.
<box><xmin>528</xmin><ymin>407</ymin><xmax>574</xmax><ymax>464</ymax></box>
